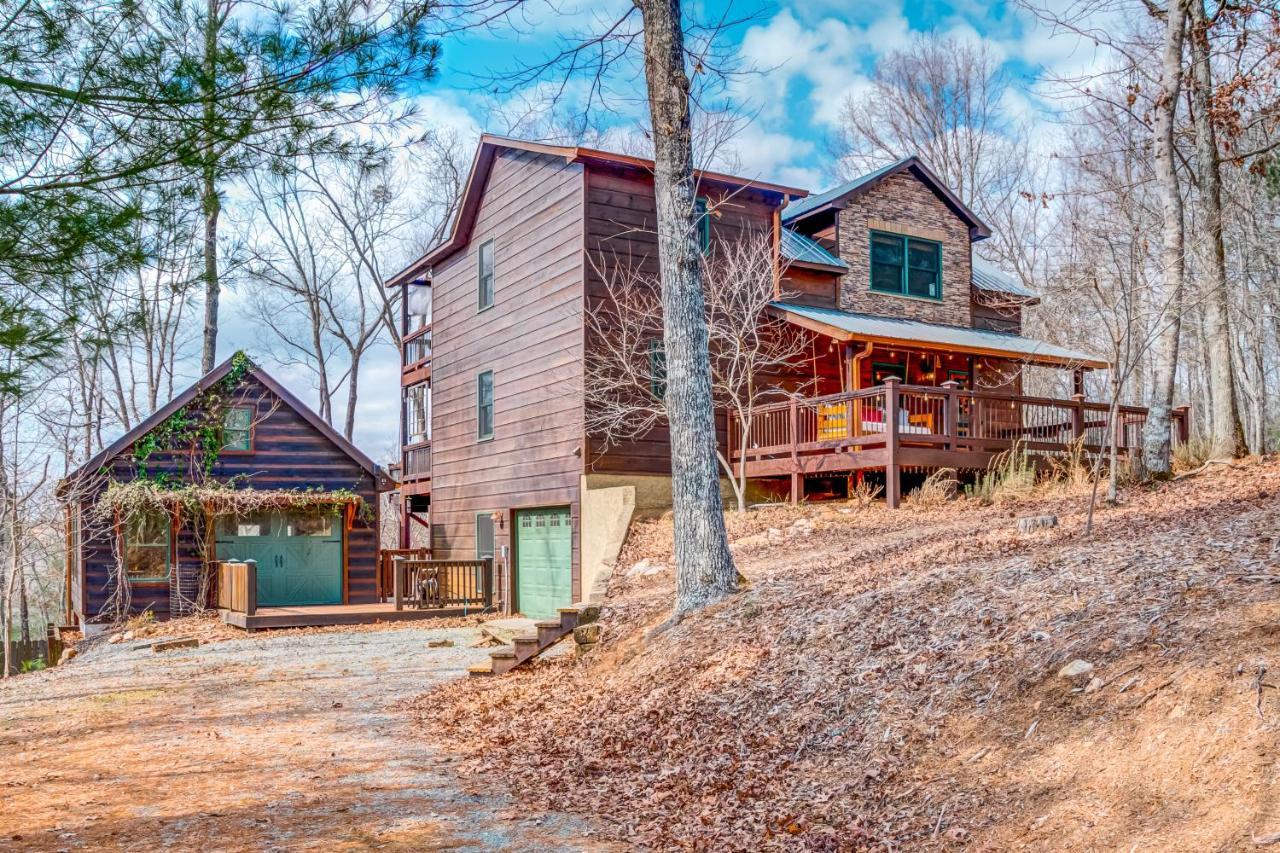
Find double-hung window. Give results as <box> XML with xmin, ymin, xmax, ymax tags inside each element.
<box><xmin>477</xmin><ymin>370</ymin><xmax>494</xmax><ymax>440</ymax></box>
<box><xmin>870</xmin><ymin>231</ymin><xmax>942</xmax><ymax>300</ymax></box>
<box><xmin>478</xmin><ymin>239</ymin><xmax>495</xmax><ymax>311</ymax></box>
<box><xmin>223</xmin><ymin>405</ymin><xmax>253</xmax><ymax>451</ymax></box>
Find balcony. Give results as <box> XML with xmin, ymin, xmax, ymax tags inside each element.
<box><xmin>402</xmin><ymin>325</ymin><xmax>431</xmax><ymax>385</ymax></box>
<box><xmin>401</xmin><ymin>439</ymin><xmax>431</xmax><ymax>487</ymax></box>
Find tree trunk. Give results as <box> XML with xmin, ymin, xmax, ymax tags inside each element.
<box><xmin>345</xmin><ymin>352</ymin><xmax>360</xmax><ymax>440</ymax></box>
<box><xmin>1188</xmin><ymin>0</ymin><xmax>1249</xmax><ymax>458</ymax></box>
<box><xmin>637</xmin><ymin>0</ymin><xmax>737</xmax><ymax>614</ymax></box>
<box><xmin>200</xmin><ymin>0</ymin><xmax>221</xmax><ymax>374</ymax></box>
<box><xmin>1142</xmin><ymin>0</ymin><xmax>1188</xmax><ymax>476</ymax></box>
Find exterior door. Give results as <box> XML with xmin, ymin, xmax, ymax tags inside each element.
<box><xmin>215</xmin><ymin>512</ymin><xmax>343</xmax><ymax>607</ymax></box>
<box><xmin>515</xmin><ymin>507</ymin><xmax>572</xmax><ymax>620</ymax></box>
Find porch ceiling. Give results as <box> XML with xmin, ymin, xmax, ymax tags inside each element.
<box><xmin>772</xmin><ymin>303</ymin><xmax>1108</xmax><ymax>369</ymax></box>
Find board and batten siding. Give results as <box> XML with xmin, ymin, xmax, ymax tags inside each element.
<box><xmin>428</xmin><ymin>148</ymin><xmax>586</xmax><ymax>601</ymax></box>
<box><xmin>76</xmin><ymin>373</ymin><xmax>379</xmax><ymax>620</ymax></box>
<box><xmin>583</xmin><ymin>163</ymin><xmax>780</xmax><ymax>475</ymax></box>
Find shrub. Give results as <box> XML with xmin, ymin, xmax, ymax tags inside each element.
<box><xmin>909</xmin><ymin>468</ymin><xmax>958</xmax><ymax>508</ymax></box>
<box><xmin>966</xmin><ymin>441</ymin><xmax>1035</xmax><ymax>505</ymax></box>
<box><xmin>1173</xmin><ymin>436</ymin><xmax>1215</xmax><ymax>473</ymax></box>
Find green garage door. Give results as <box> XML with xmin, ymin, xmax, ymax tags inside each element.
<box><xmin>515</xmin><ymin>507</ymin><xmax>572</xmax><ymax>620</ymax></box>
<box><xmin>215</xmin><ymin>512</ymin><xmax>343</xmax><ymax>607</ymax></box>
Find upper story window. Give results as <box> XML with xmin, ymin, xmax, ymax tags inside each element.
<box><xmin>125</xmin><ymin>511</ymin><xmax>170</xmax><ymax>582</ymax></box>
<box><xmin>478</xmin><ymin>239</ymin><xmax>495</xmax><ymax>311</ymax></box>
<box><xmin>223</xmin><ymin>405</ymin><xmax>253</xmax><ymax>451</ymax></box>
<box><xmin>407</xmin><ymin>383</ymin><xmax>430</xmax><ymax>445</ymax></box>
<box><xmin>694</xmin><ymin>197</ymin><xmax>710</xmax><ymax>254</ymax></box>
<box><xmin>477</xmin><ymin>370</ymin><xmax>494</xmax><ymax>440</ymax></box>
<box><xmin>870</xmin><ymin>231</ymin><xmax>941</xmax><ymax>300</ymax></box>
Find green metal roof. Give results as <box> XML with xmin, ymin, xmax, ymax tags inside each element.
<box><xmin>972</xmin><ymin>257</ymin><xmax>1038</xmax><ymax>299</ymax></box>
<box><xmin>779</xmin><ymin>228</ymin><xmax>848</xmax><ymax>269</ymax></box>
<box><xmin>773</xmin><ymin>302</ymin><xmax>1104</xmax><ymax>367</ymax></box>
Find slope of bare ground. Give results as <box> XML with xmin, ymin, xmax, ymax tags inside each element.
<box><xmin>0</xmin><ymin>623</ymin><xmax>611</xmax><ymax>852</ymax></box>
<box><xmin>409</xmin><ymin>460</ymin><xmax>1280</xmax><ymax>851</ymax></box>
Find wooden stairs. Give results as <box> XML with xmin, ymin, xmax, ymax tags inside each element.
<box><xmin>468</xmin><ymin>605</ymin><xmax>590</xmax><ymax>677</ymax></box>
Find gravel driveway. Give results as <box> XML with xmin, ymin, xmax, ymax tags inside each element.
<box><xmin>0</xmin><ymin>625</ymin><xmax>608</xmax><ymax>851</ymax></box>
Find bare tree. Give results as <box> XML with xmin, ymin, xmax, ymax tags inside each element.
<box><xmin>1142</xmin><ymin>0</ymin><xmax>1190</xmax><ymax>475</ymax></box>
<box><xmin>585</xmin><ymin>235</ymin><xmax>809</xmax><ymax>513</ymax></box>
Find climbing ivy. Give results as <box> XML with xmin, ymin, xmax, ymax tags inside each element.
<box><xmin>132</xmin><ymin>350</ymin><xmax>252</xmax><ymax>479</ymax></box>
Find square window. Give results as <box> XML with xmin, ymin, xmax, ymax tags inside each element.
<box><xmin>288</xmin><ymin>515</ymin><xmax>333</xmax><ymax>537</ymax></box>
<box><xmin>870</xmin><ymin>231</ymin><xmax>941</xmax><ymax>299</ymax></box>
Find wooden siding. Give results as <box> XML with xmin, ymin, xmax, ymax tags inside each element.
<box><xmin>583</xmin><ymin>163</ymin><xmax>782</xmax><ymax>476</ymax></box>
<box><xmin>75</xmin><ymin>374</ymin><xmax>379</xmax><ymax>621</ymax></box>
<box><xmin>427</xmin><ymin>148</ymin><xmax>586</xmax><ymax>602</ymax></box>
<box><xmin>781</xmin><ymin>267</ymin><xmax>839</xmax><ymax>309</ymax></box>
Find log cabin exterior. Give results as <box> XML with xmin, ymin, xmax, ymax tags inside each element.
<box><xmin>389</xmin><ymin>136</ymin><xmax>1188</xmax><ymax>620</ymax></box>
<box><xmin>60</xmin><ymin>355</ymin><xmax>390</xmax><ymax>626</ymax></box>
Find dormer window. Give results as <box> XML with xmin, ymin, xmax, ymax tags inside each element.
<box><xmin>870</xmin><ymin>231</ymin><xmax>941</xmax><ymax>300</ymax></box>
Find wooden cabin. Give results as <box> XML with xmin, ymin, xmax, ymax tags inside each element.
<box><xmin>386</xmin><ymin>136</ymin><xmax>1188</xmax><ymax>621</ymax></box>
<box><xmin>60</xmin><ymin>355</ymin><xmax>391</xmax><ymax>627</ymax></box>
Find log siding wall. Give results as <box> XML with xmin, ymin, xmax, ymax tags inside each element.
<box><xmin>75</xmin><ymin>374</ymin><xmax>379</xmax><ymax>621</ymax></box>
<box><xmin>428</xmin><ymin>149</ymin><xmax>586</xmax><ymax>600</ymax></box>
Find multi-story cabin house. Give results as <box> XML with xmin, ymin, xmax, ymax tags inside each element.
<box><xmin>389</xmin><ymin>135</ymin><xmax>1187</xmax><ymax>620</ymax></box>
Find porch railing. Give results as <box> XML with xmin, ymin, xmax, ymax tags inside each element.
<box><xmin>402</xmin><ymin>440</ymin><xmax>431</xmax><ymax>480</ymax></box>
<box><xmin>378</xmin><ymin>548</ymin><xmax>429</xmax><ymax>602</ymax></box>
<box><xmin>392</xmin><ymin>557</ymin><xmax>493</xmax><ymax>613</ymax></box>
<box><xmin>216</xmin><ymin>559</ymin><xmax>257</xmax><ymax>616</ymax></box>
<box><xmin>403</xmin><ymin>325</ymin><xmax>431</xmax><ymax>371</ymax></box>
<box><xmin>730</xmin><ymin>378</ymin><xmax>1190</xmax><ymax>472</ymax></box>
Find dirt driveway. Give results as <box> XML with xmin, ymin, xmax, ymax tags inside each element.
<box><xmin>0</xmin><ymin>625</ymin><xmax>606</xmax><ymax>851</ymax></box>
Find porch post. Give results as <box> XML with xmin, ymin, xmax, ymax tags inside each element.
<box><xmin>789</xmin><ymin>397</ymin><xmax>800</xmax><ymax>505</ymax></box>
<box><xmin>884</xmin><ymin>377</ymin><xmax>901</xmax><ymax>509</ymax></box>
<box><xmin>1071</xmin><ymin>393</ymin><xmax>1085</xmax><ymax>442</ymax></box>
<box><xmin>1173</xmin><ymin>405</ymin><xmax>1191</xmax><ymax>444</ymax></box>
<box><xmin>941</xmin><ymin>380</ymin><xmax>959</xmax><ymax>450</ymax></box>
<box><xmin>393</xmin><ymin>557</ymin><xmax>404</xmax><ymax>611</ymax></box>
<box><xmin>1072</xmin><ymin>368</ymin><xmax>1085</xmax><ymax>397</ymax></box>
<box><xmin>244</xmin><ymin>560</ymin><xmax>257</xmax><ymax>617</ymax></box>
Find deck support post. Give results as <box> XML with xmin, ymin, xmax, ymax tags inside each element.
<box><xmin>790</xmin><ymin>472</ymin><xmax>801</xmax><ymax>505</ymax></box>
<box><xmin>393</xmin><ymin>558</ymin><xmax>403</xmax><ymax>611</ymax></box>
<box><xmin>788</xmin><ymin>396</ymin><xmax>800</xmax><ymax>504</ymax></box>
<box><xmin>1173</xmin><ymin>405</ymin><xmax>1191</xmax><ymax>444</ymax></box>
<box><xmin>1071</xmin><ymin>393</ymin><xmax>1085</xmax><ymax>441</ymax></box>
<box><xmin>884</xmin><ymin>378</ymin><xmax>901</xmax><ymax>509</ymax></box>
<box><xmin>244</xmin><ymin>560</ymin><xmax>257</xmax><ymax>617</ymax></box>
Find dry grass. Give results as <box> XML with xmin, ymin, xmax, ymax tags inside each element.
<box><xmin>409</xmin><ymin>457</ymin><xmax>1280</xmax><ymax>851</ymax></box>
<box><xmin>908</xmin><ymin>467</ymin><xmax>958</xmax><ymax>507</ymax></box>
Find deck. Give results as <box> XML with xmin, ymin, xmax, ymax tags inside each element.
<box><xmin>730</xmin><ymin>378</ymin><xmax>1190</xmax><ymax>507</ymax></box>
<box><xmin>220</xmin><ymin>602</ymin><xmax>479</xmax><ymax>631</ymax></box>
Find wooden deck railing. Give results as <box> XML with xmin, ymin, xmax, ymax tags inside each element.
<box><xmin>216</xmin><ymin>560</ymin><xmax>257</xmax><ymax>616</ymax></box>
<box><xmin>392</xmin><ymin>557</ymin><xmax>494</xmax><ymax>613</ymax></box>
<box><xmin>402</xmin><ymin>325</ymin><xmax>431</xmax><ymax>371</ymax></box>
<box><xmin>729</xmin><ymin>378</ymin><xmax>1190</xmax><ymax>505</ymax></box>
<box><xmin>402</xmin><ymin>440</ymin><xmax>430</xmax><ymax>481</ymax></box>
<box><xmin>378</xmin><ymin>548</ymin><xmax>429</xmax><ymax>602</ymax></box>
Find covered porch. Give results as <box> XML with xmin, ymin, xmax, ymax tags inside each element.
<box><xmin>731</xmin><ymin>304</ymin><xmax>1189</xmax><ymax>507</ymax></box>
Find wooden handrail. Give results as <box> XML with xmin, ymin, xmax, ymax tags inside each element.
<box><xmin>392</xmin><ymin>557</ymin><xmax>493</xmax><ymax>612</ymax></box>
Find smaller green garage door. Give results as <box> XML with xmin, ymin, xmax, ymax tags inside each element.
<box><xmin>515</xmin><ymin>507</ymin><xmax>572</xmax><ymax>620</ymax></box>
<box><xmin>215</xmin><ymin>512</ymin><xmax>343</xmax><ymax>607</ymax></box>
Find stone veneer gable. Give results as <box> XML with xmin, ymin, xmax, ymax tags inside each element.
<box><xmin>834</xmin><ymin>171</ymin><xmax>973</xmax><ymax>327</ymax></box>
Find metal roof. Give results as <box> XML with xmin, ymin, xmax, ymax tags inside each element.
<box><xmin>781</xmin><ymin>158</ymin><xmax>909</xmax><ymax>222</ymax></box>
<box><xmin>972</xmin><ymin>257</ymin><xmax>1038</xmax><ymax>299</ymax></box>
<box><xmin>772</xmin><ymin>303</ymin><xmax>1105</xmax><ymax>368</ymax></box>
<box><xmin>779</xmin><ymin>228</ymin><xmax>848</xmax><ymax>270</ymax></box>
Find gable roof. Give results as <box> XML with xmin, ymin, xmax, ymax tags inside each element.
<box><xmin>780</xmin><ymin>228</ymin><xmax>848</xmax><ymax>271</ymax></box>
<box><xmin>387</xmin><ymin>134</ymin><xmax>811</xmax><ymax>288</ymax></box>
<box><xmin>772</xmin><ymin>303</ymin><xmax>1105</xmax><ymax>369</ymax></box>
<box><xmin>782</xmin><ymin>156</ymin><xmax>992</xmax><ymax>241</ymax></box>
<box><xmin>64</xmin><ymin>355</ymin><xmax>381</xmax><ymax>486</ymax></box>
